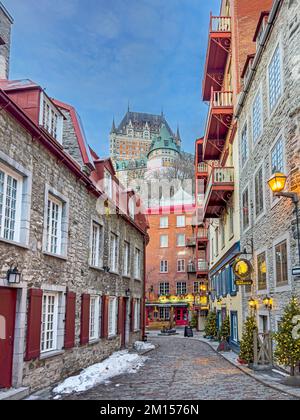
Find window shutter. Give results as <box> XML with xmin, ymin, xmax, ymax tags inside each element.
<box><xmin>64</xmin><ymin>292</ymin><xmax>76</xmax><ymax>349</ymax></box>
<box><xmin>25</xmin><ymin>289</ymin><xmax>43</xmax><ymax>361</ymax></box>
<box><xmin>140</xmin><ymin>298</ymin><xmax>144</xmax><ymax>334</ymax></box>
<box><xmin>101</xmin><ymin>295</ymin><xmax>109</xmax><ymax>339</ymax></box>
<box><xmin>117</xmin><ymin>297</ymin><xmax>124</xmax><ymax>335</ymax></box>
<box><xmin>130</xmin><ymin>298</ymin><xmax>135</xmax><ymax>332</ymax></box>
<box><xmin>80</xmin><ymin>294</ymin><xmax>90</xmax><ymax>346</ymax></box>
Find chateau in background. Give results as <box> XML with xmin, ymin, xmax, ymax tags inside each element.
<box><xmin>111</xmin><ymin>109</ymin><xmax>182</xmax><ymax>185</ymax></box>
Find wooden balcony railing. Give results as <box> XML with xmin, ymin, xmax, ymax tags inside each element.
<box><xmin>211</xmin><ymin>89</ymin><xmax>233</xmax><ymax>108</ymax></box>
<box><xmin>197</xmin><ymin>163</ymin><xmax>208</xmax><ymax>173</ymax></box>
<box><xmin>198</xmin><ymin>260</ymin><xmax>209</xmax><ymax>272</ymax></box>
<box><xmin>204</xmin><ymin>167</ymin><xmax>234</xmax><ymax>207</ymax></box>
<box><xmin>210</xmin><ymin>15</ymin><xmax>231</xmax><ymax>33</ymax></box>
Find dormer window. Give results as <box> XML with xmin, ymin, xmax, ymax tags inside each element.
<box><xmin>254</xmin><ymin>12</ymin><xmax>269</xmax><ymax>50</ymax></box>
<box><xmin>40</xmin><ymin>93</ymin><xmax>63</xmax><ymax>143</ymax></box>
<box><xmin>144</xmin><ymin>130</ymin><xmax>150</xmax><ymax>139</ymax></box>
<box><xmin>104</xmin><ymin>169</ymin><xmax>113</xmax><ymax>198</ymax></box>
<box><xmin>129</xmin><ymin>197</ymin><xmax>135</xmax><ymax>220</ymax></box>
<box><xmin>127</xmin><ymin>129</ymin><xmax>134</xmax><ymax>137</ymax></box>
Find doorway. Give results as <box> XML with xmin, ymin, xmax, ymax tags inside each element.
<box><xmin>0</xmin><ymin>288</ymin><xmax>17</xmax><ymax>389</ymax></box>
<box><xmin>175</xmin><ymin>308</ymin><xmax>188</xmax><ymax>326</ymax></box>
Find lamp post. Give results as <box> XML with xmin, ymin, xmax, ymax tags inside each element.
<box><xmin>267</xmin><ymin>173</ymin><xmax>300</xmax><ymax>267</ymax></box>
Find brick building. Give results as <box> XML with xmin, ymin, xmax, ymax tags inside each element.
<box><xmin>236</xmin><ymin>0</ymin><xmax>300</xmax><ymax>332</ymax></box>
<box><xmin>0</xmin><ymin>5</ymin><xmax>148</xmax><ymax>396</ymax></box>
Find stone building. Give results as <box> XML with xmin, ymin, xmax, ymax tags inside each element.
<box><xmin>0</xmin><ymin>2</ymin><xmax>13</xmax><ymax>79</ymax></box>
<box><xmin>236</xmin><ymin>0</ymin><xmax>300</xmax><ymax>333</ymax></box>
<box><xmin>196</xmin><ymin>0</ymin><xmax>273</xmax><ymax>350</ymax></box>
<box><xmin>0</xmin><ymin>8</ymin><xmax>148</xmax><ymax>397</ymax></box>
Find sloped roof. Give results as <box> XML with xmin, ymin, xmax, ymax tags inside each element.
<box><xmin>116</xmin><ymin>111</ymin><xmax>174</xmax><ymax>136</ymax></box>
<box><xmin>148</xmin><ymin>124</ymin><xmax>180</xmax><ymax>156</ymax></box>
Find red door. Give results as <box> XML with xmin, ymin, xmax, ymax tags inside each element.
<box><xmin>0</xmin><ymin>288</ymin><xmax>17</xmax><ymax>389</ymax></box>
<box><xmin>175</xmin><ymin>308</ymin><xmax>189</xmax><ymax>326</ymax></box>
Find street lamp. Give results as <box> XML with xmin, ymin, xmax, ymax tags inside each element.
<box><xmin>263</xmin><ymin>296</ymin><xmax>273</xmax><ymax>310</ymax></box>
<box><xmin>267</xmin><ymin>173</ymin><xmax>300</xmax><ymax>267</ymax></box>
<box><xmin>7</xmin><ymin>266</ymin><xmax>21</xmax><ymax>284</ymax></box>
<box><xmin>248</xmin><ymin>297</ymin><xmax>258</xmax><ymax>311</ymax></box>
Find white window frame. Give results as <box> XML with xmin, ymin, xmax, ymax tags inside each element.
<box><xmin>0</xmin><ymin>162</ymin><xmax>22</xmax><ymax>243</ymax></box>
<box><xmin>231</xmin><ymin>312</ymin><xmax>238</xmax><ymax>343</ymax></box>
<box><xmin>46</xmin><ymin>194</ymin><xmax>63</xmax><ymax>256</ymax></box>
<box><xmin>240</xmin><ymin>121</ymin><xmax>249</xmax><ymax>168</ymax></box>
<box><xmin>254</xmin><ymin>164</ymin><xmax>265</xmax><ymax>222</ymax></box>
<box><xmin>39</xmin><ymin>92</ymin><xmax>63</xmax><ymax>143</ymax></box>
<box><xmin>269</xmin><ymin>131</ymin><xmax>286</xmax><ymax>208</ymax></box>
<box><xmin>89</xmin><ymin>296</ymin><xmax>100</xmax><ymax>341</ymax></box>
<box><xmin>108</xmin><ymin>297</ymin><xmax>118</xmax><ymax>337</ymax></box>
<box><xmin>128</xmin><ymin>197</ymin><xmax>135</xmax><ymax>220</ymax></box>
<box><xmin>160</xmin><ymin>216</ymin><xmax>169</xmax><ymax>229</ymax></box>
<box><xmin>104</xmin><ymin>169</ymin><xmax>113</xmax><ymax>199</ymax></box>
<box><xmin>160</xmin><ymin>260</ymin><xmax>168</xmax><ymax>273</ymax></box>
<box><xmin>160</xmin><ymin>234</ymin><xmax>168</xmax><ymax>248</ymax></box>
<box><xmin>135</xmin><ymin>248</ymin><xmax>142</xmax><ymax>280</ymax></box>
<box><xmin>176</xmin><ymin>215</ymin><xmax>186</xmax><ymax>228</ymax></box>
<box><xmin>41</xmin><ymin>292</ymin><xmax>59</xmax><ymax>354</ymax></box>
<box><xmin>267</xmin><ymin>40</ymin><xmax>283</xmax><ymax>117</ymax></box>
<box><xmin>176</xmin><ymin>234</ymin><xmax>186</xmax><ymax>247</ymax></box>
<box><xmin>177</xmin><ymin>259</ymin><xmax>185</xmax><ymax>273</ymax></box>
<box><xmin>242</xmin><ymin>184</ymin><xmax>251</xmax><ymax>233</ymax></box>
<box><xmin>159</xmin><ymin>282</ymin><xmax>170</xmax><ymax>296</ymax></box>
<box><xmin>176</xmin><ymin>282</ymin><xmax>187</xmax><ymax>295</ymax></box>
<box><xmin>110</xmin><ymin>233</ymin><xmax>119</xmax><ymax>273</ymax></box>
<box><xmin>90</xmin><ymin>221</ymin><xmax>103</xmax><ymax>269</ymax></box>
<box><xmin>123</xmin><ymin>241</ymin><xmax>131</xmax><ymax>277</ymax></box>
<box><xmin>255</xmin><ymin>246</ymin><xmax>269</xmax><ymax>295</ymax></box>
<box><xmin>251</xmin><ymin>86</ymin><xmax>263</xmax><ymax>145</ymax></box>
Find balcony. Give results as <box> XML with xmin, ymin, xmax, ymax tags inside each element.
<box><xmin>204</xmin><ymin>166</ymin><xmax>234</xmax><ymax>218</ymax></box>
<box><xmin>186</xmin><ymin>237</ymin><xmax>196</xmax><ymax>247</ymax></box>
<box><xmin>203</xmin><ymin>15</ymin><xmax>232</xmax><ymax>101</ymax></box>
<box><xmin>187</xmin><ymin>263</ymin><xmax>196</xmax><ymax>273</ymax></box>
<box><xmin>203</xmin><ymin>90</ymin><xmax>233</xmax><ymax>161</ymax></box>
<box><xmin>197</xmin><ymin>260</ymin><xmax>209</xmax><ymax>274</ymax></box>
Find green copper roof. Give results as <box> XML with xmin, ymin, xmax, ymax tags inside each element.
<box><xmin>115</xmin><ymin>158</ymin><xmax>147</xmax><ymax>171</ymax></box>
<box><xmin>148</xmin><ymin>124</ymin><xmax>180</xmax><ymax>157</ymax></box>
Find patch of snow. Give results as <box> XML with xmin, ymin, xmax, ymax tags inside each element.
<box><xmin>53</xmin><ymin>350</ymin><xmax>147</xmax><ymax>395</ymax></box>
<box><xmin>134</xmin><ymin>341</ymin><xmax>155</xmax><ymax>352</ymax></box>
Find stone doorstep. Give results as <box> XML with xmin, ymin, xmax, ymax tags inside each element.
<box><xmin>0</xmin><ymin>387</ymin><xmax>29</xmax><ymax>401</ymax></box>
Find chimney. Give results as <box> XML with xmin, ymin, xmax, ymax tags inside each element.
<box><xmin>0</xmin><ymin>2</ymin><xmax>13</xmax><ymax>79</ymax></box>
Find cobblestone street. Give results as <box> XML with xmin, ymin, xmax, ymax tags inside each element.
<box><xmin>63</xmin><ymin>337</ymin><xmax>297</xmax><ymax>400</ymax></box>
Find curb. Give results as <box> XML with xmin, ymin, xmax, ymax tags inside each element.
<box><xmin>197</xmin><ymin>338</ymin><xmax>300</xmax><ymax>400</ymax></box>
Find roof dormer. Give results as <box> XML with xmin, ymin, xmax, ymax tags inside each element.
<box><xmin>253</xmin><ymin>11</ymin><xmax>270</xmax><ymax>50</ymax></box>
<box><xmin>241</xmin><ymin>54</ymin><xmax>255</xmax><ymax>87</ymax></box>
<box><xmin>39</xmin><ymin>91</ymin><xmax>64</xmax><ymax>143</ymax></box>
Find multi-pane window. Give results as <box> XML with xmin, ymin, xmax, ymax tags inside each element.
<box><xmin>177</xmin><ymin>259</ymin><xmax>185</xmax><ymax>273</ymax></box>
<box><xmin>134</xmin><ymin>299</ymin><xmax>141</xmax><ymax>331</ymax></box>
<box><xmin>252</xmin><ymin>90</ymin><xmax>262</xmax><ymax>143</ymax></box>
<box><xmin>275</xmin><ymin>241</ymin><xmax>288</xmax><ymax>286</ymax></box>
<box><xmin>241</xmin><ymin>123</ymin><xmax>248</xmax><ymax>167</ymax></box>
<box><xmin>271</xmin><ymin>137</ymin><xmax>284</xmax><ymax>174</ymax></box>
<box><xmin>41</xmin><ymin>293</ymin><xmax>58</xmax><ymax>353</ymax></box>
<box><xmin>255</xmin><ymin>167</ymin><xmax>264</xmax><ymax>217</ymax></box>
<box><xmin>220</xmin><ymin>221</ymin><xmax>225</xmax><ymax>249</ymax></box>
<box><xmin>135</xmin><ymin>248</ymin><xmax>141</xmax><ymax>279</ymax></box>
<box><xmin>41</xmin><ymin>96</ymin><xmax>62</xmax><ymax>142</ymax></box>
<box><xmin>110</xmin><ymin>233</ymin><xmax>119</xmax><ymax>272</ymax></box>
<box><xmin>177</xmin><ymin>234</ymin><xmax>185</xmax><ymax>247</ymax></box>
<box><xmin>128</xmin><ymin>198</ymin><xmax>135</xmax><ymax>220</ymax></box>
<box><xmin>269</xmin><ymin>45</ymin><xmax>282</xmax><ymax>112</ymax></box>
<box><xmin>159</xmin><ymin>282</ymin><xmax>170</xmax><ymax>296</ymax></box>
<box><xmin>0</xmin><ymin>168</ymin><xmax>21</xmax><ymax>242</ymax></box>
<box><xmin>89</xmin><ymin>296</ymin><xmax>100</xmax><ymax>341</ymax></box>
<box><xmin>123</xmin><ymin>241</ymin><xmax>131</xmax><ymax>276</ymax></box>
<box><xmin>194</xmin><ymin>282</ymin><xmax>200</xmax><ymax>294</ymax></box>
<box><xmin>46</xmin><ymin>195</ymin><xmax>63</xmax><ymax>255</ymax></box>
<box><xmin>104</xmin><ymin>170</ymin><xmax>113</xmax><ymax>198</ymax></box>
<box><xmin>176</xmin><ymin>215</ymin><xmax>185</xmax><ymax>228</ymax></box>
<box><xmin>242</xmin><ymin>188</ymin><xmax>250</xmax><ymax>231</ymax></box>
<box><xmin>108</xmin><ymin>297</ymin><xmax>117</xmax><ymax>337</ymax></box>
<box><xmin>229</xmin><ymin>206</ymin><xmax>234</xmax><ymax>238</ymax></box>
<box><xmin>160</xmin><ymin>260</ymin><xmax>168</xmax><ymax>273</ymax></box>
<box><xmin>257</xmin><ymin>252</ymin><xmax>267</xmax><ymax>291</ymax></box>
<box><xmin>160</xmin><ymin>216</ymin><xmax>168</xmax><ymax>228</ymax></box>
<box><xmin>159</xmin><ymin>307</ymin><xmax>170</xmax><ymax>321</ymax></box>
<box><xmin>231</xmin><ymin>313</ymin><xmax>238</xmax><ymax>343</ymax></box>
<box><xmin>177</xmin><ymin>282</ymin><xmax>187</xmax><ymax>295</ymax></box>
<box><xmin>91</xmin><ymin>223</ymin><xmax>103</xmax><ymax>268</ymax></box>
<box><xmin>160</xmin><ymin>235</ymin><xmax>168</xmax><ymax>248</ymax></box>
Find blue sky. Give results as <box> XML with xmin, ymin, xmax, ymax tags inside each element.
<box><xmin>4</xmin><ymin>0</ymin><xmax>220</xmax><ymax>156</ymax></box>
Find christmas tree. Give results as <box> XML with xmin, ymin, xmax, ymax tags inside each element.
<box><xmin>239</xmin><ymin>316</ymin><xmax>257</xmax><ymax>364</ymax></box>
<box><xmin>274</xmin><ymin>296</ymin><xmax>300</xmax><ymax>377</ymax></box>
<box><xmin>204</xmin><ymin>311</ymin><xmax>218</xmax><ymax>338</ymax></box>
<box><xmin>218</xmin><ymin>316</ymin><xmax>231</xmax><ymax>342</ymax></box>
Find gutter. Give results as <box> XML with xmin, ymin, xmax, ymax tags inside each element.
<box><xmin>235</xmin><ymin>0</ymin><xmax>282</xmax><ymax>118</ymax></box>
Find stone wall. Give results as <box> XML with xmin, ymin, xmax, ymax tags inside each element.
<box><xmin>0</xmin><ymin>105</ymin><xmax>145</xmax><ymax>391</ymax></box>
<box><xmin>238</xmin><ymin>0</ymin><xmax>300</xmax><ymax>329</ymax></box>
<box><xmin>0</xmin><ymin>5</ymin><xmax>13</xmax><ymax>79</ymax></box>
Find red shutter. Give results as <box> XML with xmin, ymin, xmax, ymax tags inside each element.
<box><xmin>80</xmin><ymin>294</ymin><xmax>90</xmax><ymax>346</ymax></box>
<box><xmin>101</xmin><ymin>296</ymin><xmax>109</xmax><ymax>339</ymax></box>
<box><xmin>117</xmin><ymin>297</ymin><xmax>124</xmax><ymax>335</ymax></box>
<box><xmin>140</xmin><ymin>298</ymin><xmax>145</xmax><ymax>336</ymax></box>
<box><xmin>130</xmin><ymin>298</ymin><xmax>135</xmax><ymax>332</ymax></box>
<box><xmin>25</xmin><ymin>289</ymin><xmax>43</xmax><ymax>361</ymax></box>
<box><xmin>64</xmin><ymin>292</ymin><xmax>76</xmax><ymax>350</ymax></box>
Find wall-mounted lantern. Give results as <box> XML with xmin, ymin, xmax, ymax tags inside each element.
<box><xmin>7</xmin><ymin>266</ymin><xmax>21</xmax><ymax>284</ymax></box>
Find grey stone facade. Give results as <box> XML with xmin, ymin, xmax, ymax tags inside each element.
<box><xmin>0</xmin><ymin>3</ymin><xmax>13</xmax><ymax>79</ymax></box>
<box><xmin>0</xmin><ymin>102</ymin><xmax>145</xmax><ymax>391</ymax></box>
<box><xmin>237</xmin><ymin>0</ymin><xmax>300</xmax><ymax>331</ymax></box>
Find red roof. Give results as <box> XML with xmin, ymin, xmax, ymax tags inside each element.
<box><xmin>241</xmin><ymin>54</ymin><xmax>255</xmax><ymax>79</ymax></box>
<box><xmin>253</xmin><ymin>11</ymin><xmax>270</xmax><ymax>42</ymax></box>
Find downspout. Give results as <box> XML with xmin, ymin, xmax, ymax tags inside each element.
<box><xmin>142</xmin><ymin>236</ymin><xmax>147</xmax><ymax>341</ymax></box>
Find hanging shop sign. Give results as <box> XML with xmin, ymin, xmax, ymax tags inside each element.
<box><xmin>233</xmin><ymin>258</ymin><xmax>253</xmax><ymax>286</ymax></box>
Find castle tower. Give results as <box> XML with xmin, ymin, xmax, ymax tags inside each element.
<box><xmin>0</xmin><ymin>2</ymin><xmax>13</xmax><ymax>79</ymax></box>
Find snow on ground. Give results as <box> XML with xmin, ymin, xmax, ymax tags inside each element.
<box><xmin>53</xmin><ymin>350</ymin><xmax>147</xmax><ymax>395</ymax></box>
<box><xmin>134</xmin><ymin>341</ymin><xmax>155</xmax><ymax>352</ymax></box>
